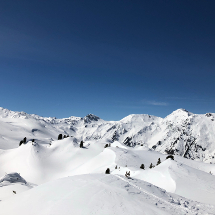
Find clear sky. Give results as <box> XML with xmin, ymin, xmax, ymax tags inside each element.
<box><xmin>0</xmin><ymin>0</ymin><xmax>215</xmax><ymax>120</ymax></box>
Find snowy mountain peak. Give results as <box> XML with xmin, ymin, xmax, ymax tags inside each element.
<box><xmin>83</xmin><ymin>114</ymin><xmax>100</xmax><ymax>123</ymax></box>
<box><xmin>170</xmin><ymin>108</ymin><xmax>193</xmax><ymax>116</ymax></box>
<box><xmin>164</xmin><ymin>108</ymin><xmax>193</xmax><ymax>124</ymax></box>
<box><xmin>0</xmin><ymin>107</ymin><xmax>28</xmax><ymax>119</ymax></box>
<box><xmin>120</xmin><ymin>114</ymin><xmax>160</xmax><ymax>123</ymax></box>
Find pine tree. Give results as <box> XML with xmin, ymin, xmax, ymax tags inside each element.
<box><xmin>58</xmin><ymin>134</ymin><xmax>63</xmax><ymax>140</ymax></box>
<box><xmin>115</xmin><ymin>165</ymin><xmax>117</xmax><ymax>169</ymax></box>
<box><xmin>149</xmin><ymin>163</ymin><xmax>154</xmax><ymax>169</ymax></box>
<box><xmin>104</xmin><ymin>144</ymin><xmax>108</xmax><ymax>148</ymax></box>
<box><xmin>23</xmin><ymin>137</ymin><xmax>27</xmax><ymax>143</ymax></box>
<box><xmin>105</xmin><ymin>168</ymin><xmax>110</xmax><ymax>174</ymax></box>
<box><xmin>157</xmin><ymin>158</ymin><xmax>161</xmax><ymax>165</ymax></box>
<box><xmin>19</xmin><ymin>140</ymin><xmax>23</xmax><ymax>146</ymax></box>
<box><xmin>80</xmin><ymin>140</ymin><xmax>84</xmax><ymax>148</ymax></box>
<box><xmin>140</xmin><ymin>164</ymin><xmax>145</xmax><ymax>169</ymax></box>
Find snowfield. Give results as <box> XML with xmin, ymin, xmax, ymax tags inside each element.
<box><xmin>0</xmin><ymin>107</ymin><xmax>215</xmax><ymax>214</ymax></box>
<box><xmin>0</xmin><ymin>174</ymin><xmax>215</xmax><ymax>215</ymax></box>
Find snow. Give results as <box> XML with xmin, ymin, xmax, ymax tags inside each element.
<box><xmin>132</xmin><ymin>159</ymin><xmax>215</xmax><ymax>205</ymax></box>
<box><xmin>0</xmin><ymin>174</ymin><xmax>214</xmax><ymax>215</ymax></box>
<box><xmin>0</xmin><ymin>173</ymin><xmax>35</xmax><ymax>201</ymax></box>
<box><xmin>0</xmin><ymin>107</ymin><xmax>215</xmax><ymax>214</ymax></box>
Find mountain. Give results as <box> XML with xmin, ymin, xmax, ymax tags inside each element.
<box><xmin>0</xmin><ymin>107</ymin><xmax>215</xmax><ymax>163</ymax></box>
<box><xmin>0</xmin><ymin>107</ymin><xmax>215</xmax><ymax>214</ymax></box>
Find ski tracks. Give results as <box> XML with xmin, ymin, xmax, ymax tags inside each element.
<box><xmin>114</xmin><ymin>174</ymin><xmax>195</xmax><ymax>215</ymax></box>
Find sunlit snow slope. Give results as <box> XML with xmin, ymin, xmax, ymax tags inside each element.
<box><xmin>0</xmin><ymin>107</ymin><xmax>215</xmax><ymax>214</ymax></box>
<box><xmin>0</xmin><ymin>174</ymin><xmax>214</xmax><ymax>215</ymax></box>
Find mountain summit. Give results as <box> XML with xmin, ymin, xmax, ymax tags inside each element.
<box><xmin>83</xmin><ymin>114</ymin><xmax>100</xmax><ymax>123</ymax></box>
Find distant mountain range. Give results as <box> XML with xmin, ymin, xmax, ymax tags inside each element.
<box><xmin>0</xmin><ymin>107</ymin><xmax>214</xmax><ymax>163</ymax></box>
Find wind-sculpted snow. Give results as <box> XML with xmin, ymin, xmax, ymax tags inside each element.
<box><xmin>1</xmin><ymin>107</ymin><xmax>215</xmax><ymax>214</ymax></box>
<box><xmin>0</xmin><ymin>174</ymin><xmax>214</xmax><ymax>215</ymax></box>
<box><xmin>0</xmin><ymin>172</ymin><xmax>35</xmax><ymax>201</ymax></box>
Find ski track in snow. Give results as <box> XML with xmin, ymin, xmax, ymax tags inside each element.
<box><xmin>115</xmin><ymin>175</ymin><xmax>193</xmax><ymax>215</ymax></box>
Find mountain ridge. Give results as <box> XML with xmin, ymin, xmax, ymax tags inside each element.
<box><xmin>0</xmin><ymin>107</ymin><xmax>215</xmax><ymax>163</ymax></box>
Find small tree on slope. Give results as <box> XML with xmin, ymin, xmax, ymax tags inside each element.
<box><xmin>19</xmin><ymin>140</ymin><xmax>23</xmax><ymax>146</ymax></box>
<box><xmin>58</xmin><ymin>134</ymin><xmax>63</xmax><ymax>140</ymax></box>
<box><xmin>104</xmin><ymin>144</ymin><xmax>109</xmax><ymax>148</ymax></box>
<box><xmin>125</xmin><ymin>171</ymin><xmax>130</xmax><ymax>177</ymax></box>
<box><xmin>157</xmin><ymin>158</ymin><xmax>161</xmax><ymax>165</ymax></box>
<box><xmin>105</xmin><ymin>168</ymin><xmax>110</xmax><ymax>174</ymax></box>
<box><xmin>80</xmin><ymin>141</ymin><xmax>84</xmax><ymax>148</ymax></box>
<box><xmin>140</xmin><ymin>164</ymin><xmax>145</xmax><ymax>169</ymax></box>
<box><xmin>149</xmin><ymin>163</ymin><xmax>154</xmax><ymax>169</ymax></box>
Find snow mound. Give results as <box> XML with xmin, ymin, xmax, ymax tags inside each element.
<box><xmin>0</xmin><ymin>174</ymin><xmax>213</xmax><ymax>215</ymax></box>
<box><xmin>134</xmin><ymin>159</ymin><xmax>215</xmax><ymax>205</ymax></box>
<box><xmin>0</xmin><ymin>172</ymin><xmax>35</xmax><ymax>201</ymax></box>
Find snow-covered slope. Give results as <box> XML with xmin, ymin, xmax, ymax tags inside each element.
<box><xmin>0</xmin><ymin>174</ymin><xmax>214</xmax><ymax>215</ymax></box>
<box><xmin>151</xmin><ymin>109</ymin><xmax>215</xmax><ymax>163</ymax></box>
<box><xmin>0</xmin><ymin>172</ymin><xmax>35</xmax><ymax>201</ymax></box>
<box><xmin>1</xmin><ymin>107</ymin><xmax>215</xmax><ymax>214</ymax></box>
<box><xmin>131</xmin><ymin>159</ymin><xmax>215</xmax><ymax>205</ymax></box>
<box><xmin>0</xmin><ymin>134</ymin><xmax>215</xmax><ymax>205</ymax></box>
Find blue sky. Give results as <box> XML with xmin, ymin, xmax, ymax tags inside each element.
<box><xmin>0</xmin><ymin>0</ymin><xmax>215</xmax><ymax>120</ymax></box>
